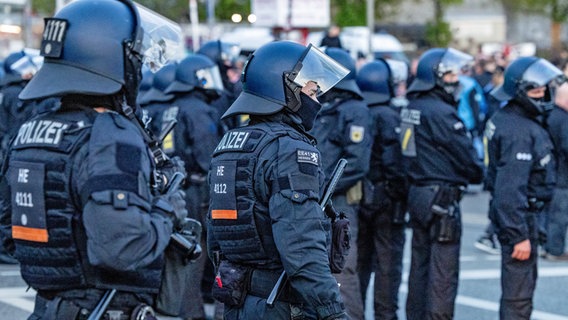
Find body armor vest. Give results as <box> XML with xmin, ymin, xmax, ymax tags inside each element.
<box><xmin>8</xmin><ymin>110</ymin><xmax>94</xmax><ymax>290</ymax></box>
<box><xmin>209</xmin><ymin>124</ymin><xmax>304</xmax><ymax>265</ymax></box>
<box><xmin>7</xmin><ymin>108</ymin><xmax>162</xmax><ymax>292</ymax></box>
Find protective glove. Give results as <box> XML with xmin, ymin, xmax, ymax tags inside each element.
<box><xmin>171</xmin><ymin>218</ymin><xmax>203</xmax><ymax>264</ymax></box>
<box><xmin>156</xmin><ymin>156</ymin><xmax>187</xmax><ymax>193</ymax></box>
<box><xmin>153</xmin><ymin>189</ymin><xmax>188</xmax><ymax>230</ymax></box>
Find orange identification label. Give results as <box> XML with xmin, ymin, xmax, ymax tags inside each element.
<box><xmin>12</xmin><ymin>225</ymin><xmax>48</xmax><ymax>242</ymax></box>
<box><xmin>211</xmin><ymin>210</ymin><xmax>237</xmax><ymax>220</ymax></box>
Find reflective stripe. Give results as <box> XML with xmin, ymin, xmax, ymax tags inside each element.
<box><xmin>12</xmin><ymin>225</ymin><xmax>48</xmax><ymax>242</ymax></box>
<box><xmin>212</xmin><ymin>210</ymin><xmax>237</xmax><ymax>220</ymax></box>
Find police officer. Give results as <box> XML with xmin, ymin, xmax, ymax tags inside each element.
<box><xmin>197</xmin><ymin>40</ymin><xmax>242</xmax><ymax>130</ymax></box>
<box><xmin>401</xmin><ymin>48</ymin><xmax>484</xmax><ymax>320</ymax></box>
<box><xmin>356</xmin><ymin>58</ymin><xmax>408</xmax><ymax>320</ymax></box>
<box><xmin>0</xmin><ymin>1</ymin><xmax>190</xmax><ymax>319</ymax></box>
<box><xmin>207</xmin><ymin>41</ymin><xmax>349</xmax><ymax>319</ymax></box>
<box><xmin>487</xmin><ymin>57</ymin><xmax>562</xmax><ymax>319</ymax></box>
<box><xmin>309</xmin><ymin>47</ymin><xmax>370</xmax><ymax>320</ymax></box>
<box><xmin>158</xmin><ymin>53</ymin><xmax>224</xmax><ymax>319</ymax></box>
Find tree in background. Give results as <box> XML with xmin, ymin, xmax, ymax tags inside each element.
<box><xmin>425</xmin><ymin>0</ymin><xmax>462</xmax><ymax>47</ymax></box>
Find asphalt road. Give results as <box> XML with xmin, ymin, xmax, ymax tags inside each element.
<box><xmin>0</xmin><ymin>189</ymin><xmax>566</xmax><ymax>319</ymax></box>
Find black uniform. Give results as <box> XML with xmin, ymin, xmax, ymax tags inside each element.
<box><xmin>485</xmin><ymin>102</ymin><xmax>556</xmax><ymax>319</ymax></box>
<box><xmin>207</xmin><ymin>116</ymin><xmax>344</xmax><ymax>319</ymax></box>
<box><xmin>310</xmin><ymin>96</ymin><xmax>371</xmax><ymax>320</ymax></box>
<box><xmin>153</xmin><ymin>91</ymin><xmax>221</xmax><ymax>318</ymax></box>
<box><xmin>358</xmin><ymin>103</ymin><xmax>406</xmax><ymax>320</ymax></box>
<box><xmin>402</xmin><ymin>89</ymin><xmax>484</xmax><ymax>320</ymax></box>
<box><xmin>545</xmin><ymin>106</ymin><xmax>568</xmax><ymax>257</ymax></box>
<box><xmin>0</xmin><ymin>103</ymin><xmax>175</xmax><ymax>318</ymax></box>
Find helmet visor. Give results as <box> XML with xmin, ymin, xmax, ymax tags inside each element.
<box><xmin>220</xmin><ymin>42</ymin><xmax>241</xmax><ymax>66</ymax></box>
<box><xmin>522</xmin><ymin>58</ymin><xmax>565</xmax><ymax>89</ymax></box>
<box><xmin>385</xmin><ymin>59</ymin><xmax>408</xmax><ymax>84</ymax></box>
<box><xmin>293</xmin><ymin>44</ymin><xmax>350</xmax><ymax>96</ymax></box>
<box><xmin>135</xmin><ymin>3</ymin><xmax>183</xmax><ymax>72</ymax></box>
<box><xmin>437</xmin><ymin>48</ymin><xmax>473</xmax><ymax>76</ymax></box>
<box><xmin>197</xmin><ymin>65</ymin><xmax>224</xmax><ymax>91</ymax></box>
<box><xmin>10</xmin><ymin>48</ymin><xmax>43</xmax><ymax>76</ymax></box>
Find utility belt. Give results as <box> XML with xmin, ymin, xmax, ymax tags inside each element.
<box><xmin>212</xmin><ymin>259</ymin><xmax>300</xmax><ymax>308</ymax></box>
<box><xmin>361</xmin><ymin>179</ymin><xmax>406</xmax><ymax>224</ymax></box>
<box><xmin>36</xmin><ymin>289</ymin><xmax>155</xmax><ymax>320</ymax></box>
<box><xmin>423</xmin><ymin>183</ymin><xmax>464</xmax><ymax>243</ymax></box>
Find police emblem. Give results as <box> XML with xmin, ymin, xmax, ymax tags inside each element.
<box><xmin>297</xmin><ymin>149</ymin><xmax>319</xmax><ymax>165</ymax></box>
<box><xmin>350</xmin><ymin>125</ymin><xmax>365</xmax><ymax>143</ymax></box>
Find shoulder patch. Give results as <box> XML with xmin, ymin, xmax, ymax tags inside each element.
<box><xmin>297</xmin><ymin>149</ymin><xmax>319</xmax><ymax>166</ymax></box>
<box><xmin>350</xmin><ymin>125</ymin><xmax>365</xmax><ymax>143</ymax></box>
<box><xmin>516</xmin><ymin>152</ymin><xmax>532</xmax><ymax>161</ymax></box>
<box><xmin>401</xmin><ymin>108</ymin><xmax>421</xmax><ymax>125</ymax></box>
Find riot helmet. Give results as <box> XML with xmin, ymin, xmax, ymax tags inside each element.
<box><xmin>356</xmin><ymin>58</ymin><xmax>408</xmax><ymax>105</ymax></box>
<box><xmin>197</xmin><ymin>40</ymin><xmax>240</xmax><ymax>85</ymax></box>
<box><xmin>7</xmin><ymin>49</ymin><xmax>43</xmax><ymax>78</ymax></box>
<box><xmin>491</xmin><ymin>56</ymin><xmax>565</xmax><ymax>115</ymax></box>
<box><xmin>197</xmin><ymin>40</ymin><xmax>240</xmax><ymax>68</ymax></box>
<box><xmin>407</xmin><ymin>48</ymin><xmax>473</xmax><ymax>97</ymax></box>
<box><xmin>138</xmin><ymin>62</ymin><xmax>177</xmax><ymax>104</ymax></box>
<box><xmin>3</xmin><ymin>51</ymin><xmax>26</xmax><ymax>76</ymax></box>
<box><xmin>322</xmin><ymin>47</ymin><xmax>363</xmax><ymax>99</ymax></box>
<box><xmin>19</xmin><ymin>0</ymin><xmax>182</xmax><ymax>110</ymax></box>
<box><xmin>222</xmin><ymin>41</ymin><xmax>349</xmax><ymax>119</ymax></box>
<box><xmin>164</xmin><ymin>53</ymin><xmax>224</xmax><ymax>96</ymax></box>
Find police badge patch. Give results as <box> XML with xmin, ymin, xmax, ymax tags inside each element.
<box><xmin>349</xmin><ymin>125</ymin><xmax>365</xmax><ymax>143</ymax></box>
<box><xmin>297</xmin><ymin>149</ymin><xmax>319</xmax><ymax>165</ymax></box>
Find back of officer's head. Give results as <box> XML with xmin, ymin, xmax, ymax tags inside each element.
<box><xmin>138</xmin><ymin>62</ymin><xmax>177</xmax><ymax>105</ymax></box>
<box><xmin>491</xmin><ymin>56</ymin><xmax>565</xmax><ymax>115</ymax></box>
<box><xmin>164</xmin><ymin>53</ymin><xmax>224</xmax><ymax>98</ymax></box>
<box><xmin>407</xmin><ymin>47</ymin><xmax>473</xmax><ymax>97</ymax></box>
<box><xmin>357</xmin><ymin>59</ymin><xmax>395</xmax><ymax>105</ymax></box>
<box><xmin>19</xmin><ymin>0</ymin><xmax>142</xmax><ymax>109</ymax></box>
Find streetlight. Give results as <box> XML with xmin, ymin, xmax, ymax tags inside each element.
<box><xmin>231</xmin><ymin>13</ymin><xmax>242</xmax><ymax>23</ymax></box>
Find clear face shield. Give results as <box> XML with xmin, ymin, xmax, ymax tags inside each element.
<box><xmin>436</xmin><ymin>48</ymin><xmax>474</xmax><ymax>78</ymax></box>
<box><xmin>386</xmin><ymin>59</ymin><xmax>409</xmax><ymax>106</ymax></box>
<box><xmin>219</xmin><ymin>42</ymin><xmax>241</xmax><ymax>67</ymax></box>
<box><xmin>10</xmin><ymin>49</ymin><xmax>43</xmax><ymax>77</ymax></box>
<box><xmin>135</xmin><ymin>3</ymin><xmax>183</xmax><ymax>72</ymax></box>
<box><xmin>520</xmin><ymin>59</ymin><xmax>566</xmax><ymax>112</ymax></box>
<box><xmin>386</xmin><ymin>59</ymin><xmax>408</xmax><ymax>95</ymax></box>
<box><xmin>196</xmin><ymin>65</ymin><xmax>224</xmax><ymax>91</ymax></box>
<box><xmin>290</xmin><ymin>44</ymin><xmax>349</xmax><ymax>96</ymax></box>
<box><xmin>436</xmin><ymin>48</ymin><xmax>473</xmax><ymax>98</ymax></box>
